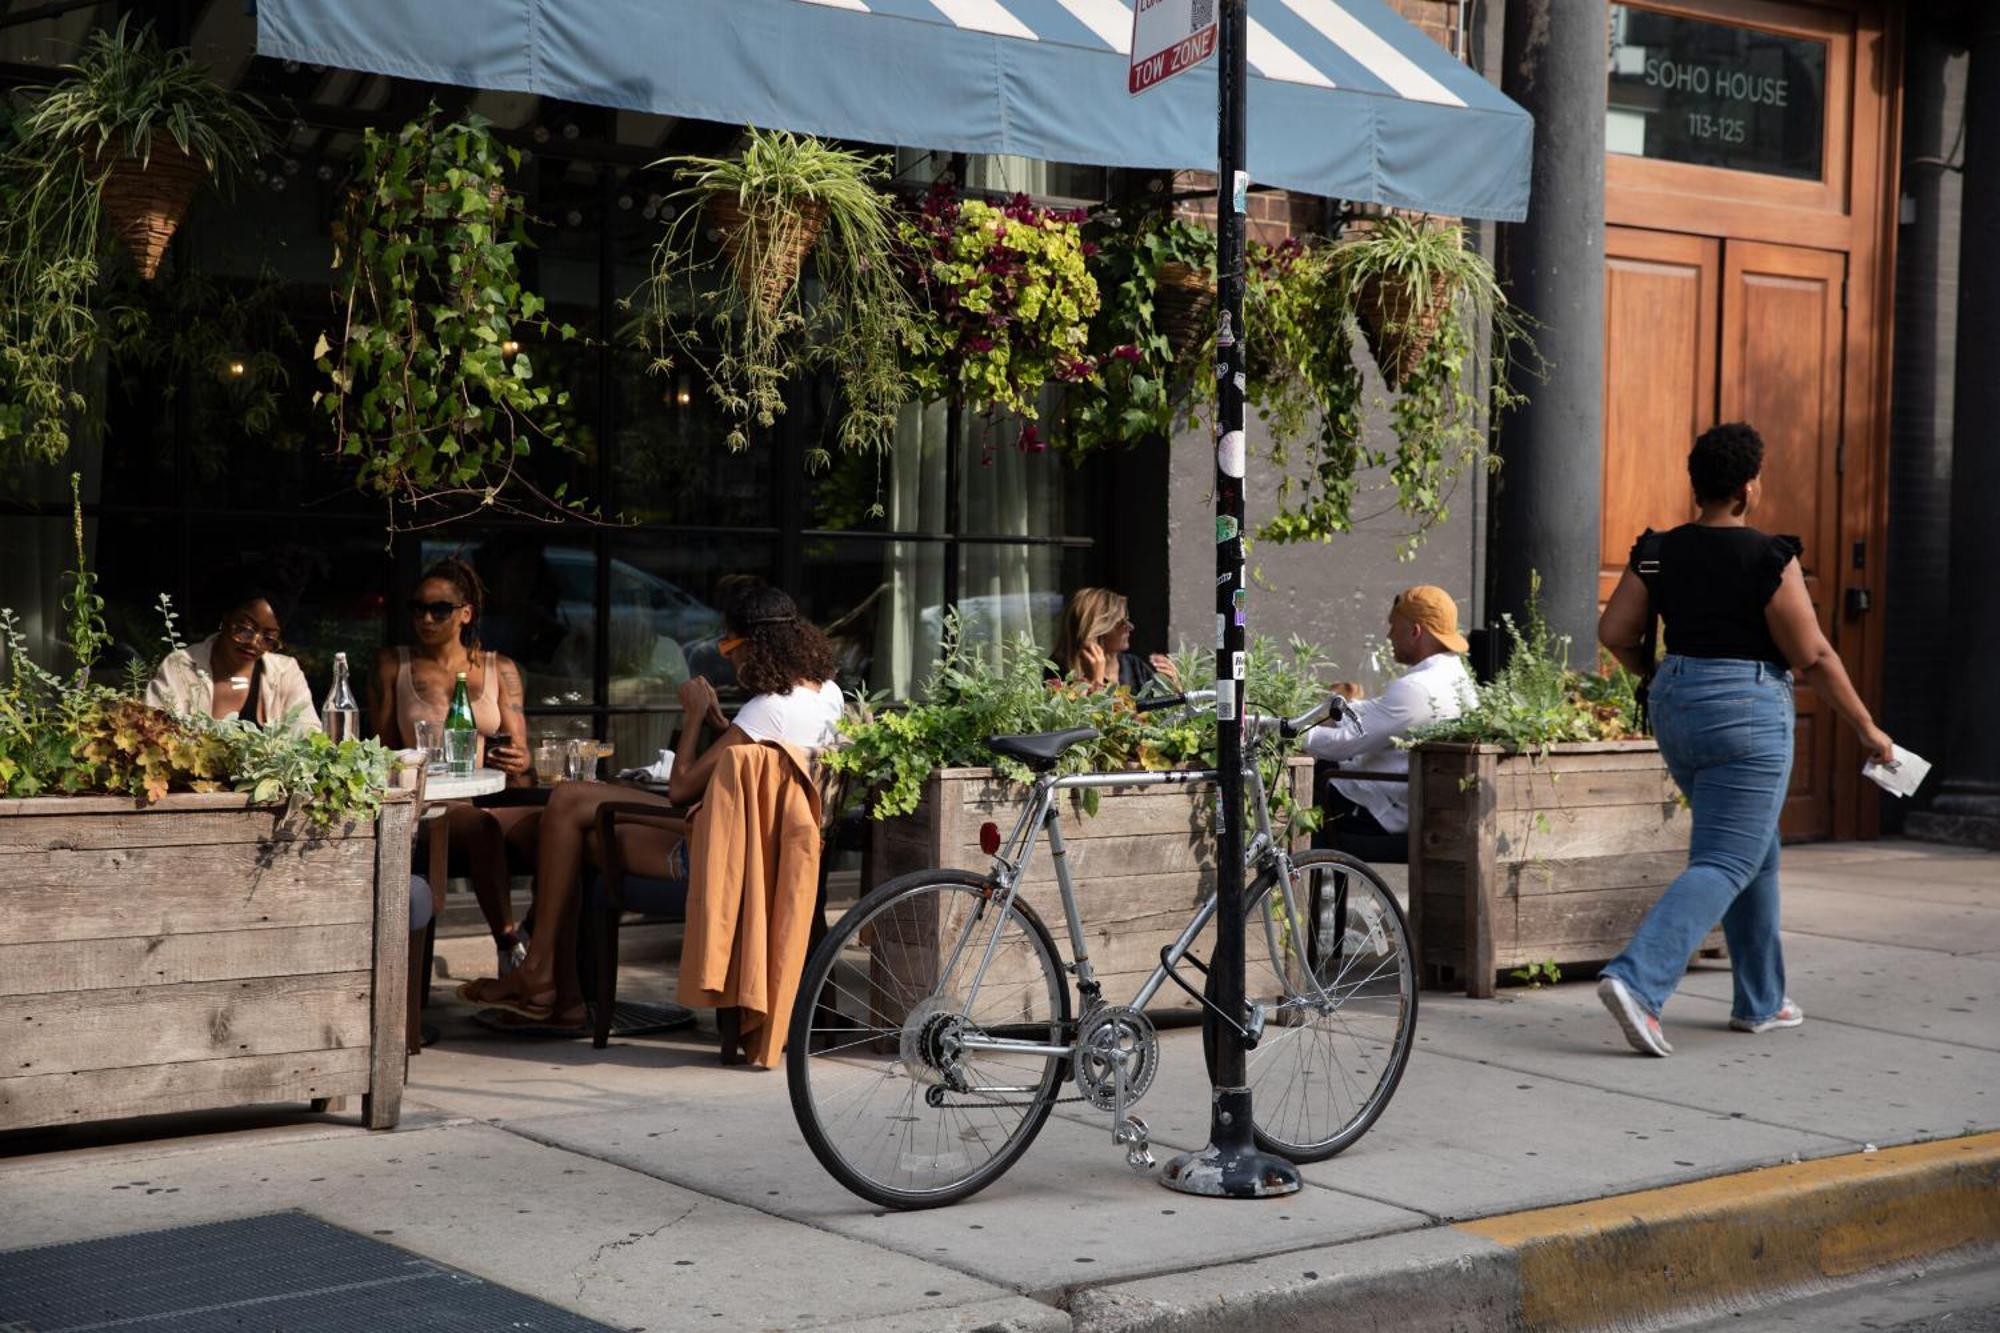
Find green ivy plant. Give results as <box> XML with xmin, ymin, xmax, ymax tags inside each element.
<box><xmin>1247</xmin><ymin>218</ymin><xmax>1537</xmax><ymax>555</ymax></box>
<box><xmin>1057</xmin><ymin>206</ymin><xmax>1215</xmax><ymax>458</ymax></box>
<box><xmin>899</xmin><ymin>185</ymin><xmax>1103</xmax><ymax>449</ymax></box>
<box><xmin>0</xmin><ymin>18</ymin><xmax>267</xmax><ymax>465</ymax></box>
<box><xmin>640</xmin><ymin>128</ymin><xmax>920</xmax><ymax>466</ymax></box>
<box><xmin>317</xmin><ymin>109</ymin><xmax>579</xmax><ymax>525</ymax></box>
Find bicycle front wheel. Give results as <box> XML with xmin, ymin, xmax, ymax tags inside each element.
<box><xmin>786</xmin><ymin>870</ymin><xmax>1072</xmax><ymax>1209</ymax></box>
<box><xmin>1211</xmin><ymin>851</ymin><xmax>1417</xmax><ymax>1162</ymax></box>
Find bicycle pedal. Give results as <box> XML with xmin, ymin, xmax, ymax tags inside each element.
<box><xmin>1115</xmin><ymin>1116</ymin><xmax>1153</xmax><ymax>1172</ymax></box>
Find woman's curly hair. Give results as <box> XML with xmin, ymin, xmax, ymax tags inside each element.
<box><xmin>726</xmin><ymin>585</ymin><xmax>837</xmax><ymax>696</ymax></box>
<box><xmin>1688</xmin><ymin>422</ymin><xmax>1765</xmax><ymax>504</ymax></box>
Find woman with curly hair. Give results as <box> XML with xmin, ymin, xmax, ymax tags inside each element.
<box><xmin>1596</xmin><ymin>422</ymin><xmax>1893</xmax><ymax>1058</ymax></box>
<box><xmin>458</xmin><ymin>585</ymin><xmax>842</xmax><ymax>1026</ymax></box>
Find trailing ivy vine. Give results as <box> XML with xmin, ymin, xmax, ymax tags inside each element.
<box><xmin>317</xmin><ymin>110</ymin><xmax>580</xmax><ymax>526</ymax></box>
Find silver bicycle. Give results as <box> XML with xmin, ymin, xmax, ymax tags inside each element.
<box><xmin>786</xmin><ymin>690</ymin><xmax>1417</xmax><ymax>1209</ymax></box>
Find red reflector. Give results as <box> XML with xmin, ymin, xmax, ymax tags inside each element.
<box><xmin>979</xmin><ymin>822</ymin><xmax>1003</xmax><ymax>856</ymax></box>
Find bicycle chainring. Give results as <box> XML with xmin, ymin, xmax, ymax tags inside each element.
<box><xmin>1071</xmin><ymin>1004</ymin><xmax>1159</xmax><ymax>1113</ymax></box>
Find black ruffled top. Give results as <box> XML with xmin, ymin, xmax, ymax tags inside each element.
<box><xmin>1632</xmin><ymin>525</ymin><xmax>1804</xmax><ymax>668</ymax></box>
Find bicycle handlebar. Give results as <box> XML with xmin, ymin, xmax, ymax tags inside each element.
<box><xmin>1131</xmin><ymin>688</ymin><xmax>1345</xmax><ymax>736</ymax></box>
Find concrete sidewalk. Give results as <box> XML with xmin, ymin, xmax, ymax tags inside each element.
<box><xmin>4</xmin><ymin>839</ymin><xmax>1997</xmax><ymax>1331</ymax></box>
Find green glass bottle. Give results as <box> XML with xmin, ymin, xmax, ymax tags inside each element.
<box><xmin>445</xmin><ymin>671</ymin><xmax>477</xmax><ymax>776</ymax></box>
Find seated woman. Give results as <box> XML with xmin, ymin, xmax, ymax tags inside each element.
<box><xmin>146</xmin><ymin>582</ymin><xmax>321</xmax><ymax>732</ymax></box>
<box><xmin>458</xmin><ymin>585</ymin><xmax>842</xmax><ymax>1027</ymax></box>
<box><xmin>370</xmin><ymin>557</ymin><xmax>538</xmax><ymax>978</ymax></box>
<box><xmin>1051</xmin><ymin>587</ymin><xmax>1179</xmax><ymax>692</ymax></box>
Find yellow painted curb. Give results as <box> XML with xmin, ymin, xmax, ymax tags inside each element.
<box><xmin>1456</xmin><ymin>1133</ymin><xmax>2000</xmax><ymax>1331</ymax></box>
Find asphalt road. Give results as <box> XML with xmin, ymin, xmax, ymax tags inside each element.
<box><xmin>1678</xmin><ymin>1260</ymin><xmax>2000</xmax><ymax>1332</ymax></box>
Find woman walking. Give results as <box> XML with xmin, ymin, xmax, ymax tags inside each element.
<box><xmin>1596</xmin><ymin>422</ymin><xmax>1893</xmax><ymax>1056</ymax></box>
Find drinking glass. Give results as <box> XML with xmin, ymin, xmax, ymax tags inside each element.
<box><xmin>413</xmin><ymin>719</ymin><xmax>443</xmax><ymax>775</ymax></box>
<box><xmin>564</xmin><ymin>738</ymin><xmax>592</xmax><ymax>783</ymax></box>
<box><xmin>443</xmin><ymin>727</ymin><xmax>478</xmax><ymax>778</ymax></box>
<box><xmin>534</xmin><ymin>738</ymin><xmax>567</xmax><ymax>785</ymax></box>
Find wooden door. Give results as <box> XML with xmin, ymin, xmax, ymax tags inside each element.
<box><xmin>1601</xmin><ymin>228</ymin><xmax>1719</xmax><ymax>600</ymax></box>
<box><xmin>1602</xmin><ymin>233</ymin><xmax>1847</xmax><ymax>840</ymax></box>
<box><xmin>1718</xmin><ymin>241</ymin><xmax>1846</xmax><ymax>841</ymax></box>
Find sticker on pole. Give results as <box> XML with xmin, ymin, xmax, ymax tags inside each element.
<box><xmin>1129</xmin><ymin>0</ymin><xmax>1218</xmax><ymax>95</ymax></box>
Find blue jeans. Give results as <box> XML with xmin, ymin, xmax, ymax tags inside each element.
<box><xmin>1602</xmin><ymin>656</ymin><xmax>1795</xmax><ymax>1024</ymax></box>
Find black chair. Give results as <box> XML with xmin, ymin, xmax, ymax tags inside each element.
<box><xmin>585</xmin><ymin>767</ymin><xmax>866</xmax><ymax>1059</ymax></box>
<box><xmin>1311</xmin><ymin>759</ymin><xmax>1410</xmax><ymax>866</ymax></box>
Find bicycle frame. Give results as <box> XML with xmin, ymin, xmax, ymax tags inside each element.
<box><xmin>951</xmin><ymin>745</ymin><xmax>1314</xmax><ymax>1064</ymax></box>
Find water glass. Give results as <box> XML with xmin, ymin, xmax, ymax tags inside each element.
<box><xmin>443</xmin><ymin>727</ymin><xmax>478</xmax><ymax>778</ymax></box>
<box><xmin>534</xmin><ymin>738</ymin><xmax>567</xmax><ymax>785</ymax></box>
<box><xmin>563</xmin><ymin>738</ymin><xmax>593</xmax><ymax>783</ymax></box>
<box><xmin>413</xmin><ymin>719</ymin><xmax>443</xmax><ymax>775</ymax></box>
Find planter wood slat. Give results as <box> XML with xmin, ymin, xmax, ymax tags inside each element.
<box><xmin>0</xmin><ymin>923</ymin><xmax>375</xmax><ymax>997</ymax></box>
<box><xmin>872</xmin><ymin>761</ymin><xmax>1311</xmax><ymax>1005</ymax></box>
<box><xmin>0</xmin><ymin>1049</ymin><xmax>372</xmax><ymax>1131</ymax></box>
<box><xmin>1409</xmin><ymin>742</ymin><xmax>1708</xmax><ymax>997</ymax></box>
<box><xmin>0</xmin><ymin>793</ymin><xmax>412</xmax><ymax>1134</ymax></box>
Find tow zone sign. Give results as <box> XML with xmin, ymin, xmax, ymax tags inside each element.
<box><xmin>1129</xmin><ymin>0</ymin><xmax>1217</xmax><ymax>94</ymax></box>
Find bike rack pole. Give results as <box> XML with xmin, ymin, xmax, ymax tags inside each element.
<box><xmin>1161</xmin><ymin>0</ymin><xmax>1303</xmax><ymax>1203</ymax></box>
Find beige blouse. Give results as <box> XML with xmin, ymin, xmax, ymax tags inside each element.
<box><xmin>145</xmin><ymin>636</ymin><xmax>323</xmax><ymax>733</ymax></box>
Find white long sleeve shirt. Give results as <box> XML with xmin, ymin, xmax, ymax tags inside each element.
<box><xmin>1301</xmin><ymin>652</ymin><xmax>1474</xmax><ymax>833</ymax></box>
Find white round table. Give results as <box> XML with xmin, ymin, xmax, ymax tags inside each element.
<box><xmin>422</xmin><ymin>767</ymin><xmax>508</xmax><ymax>802</ymax></box>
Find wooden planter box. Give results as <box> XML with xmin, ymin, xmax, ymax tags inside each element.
<box><xmin>871</xmin><ymin>760</ymin><xmax>1313</xmax><ymax>1007</ymax></box>
<box><xmin>0</xmin><ymin>791</ymin><xmax>415</xmax><ymax>1134</ymax></box>
<box><xmin>1408</xmin><ymin>741</ymin><xmax>1707</xmax><ymax>998</ymax></box>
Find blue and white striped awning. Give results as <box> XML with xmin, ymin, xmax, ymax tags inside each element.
<box><xmin>255</xmin><ymin>0</ymin><xmax>1531</xmax><ymax>220</ymax></box>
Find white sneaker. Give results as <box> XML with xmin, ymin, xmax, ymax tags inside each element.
<box><xmin>1731</xmin><ymin>999</ymin><xmax>1804</xmax><ymax>1034</ymax></box>
<box><xmin>1598</xmin><ymin>975</ymin><xmax>1673</xmax><ymax>1057</ymax></box>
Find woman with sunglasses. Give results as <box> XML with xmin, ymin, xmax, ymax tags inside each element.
<box><xmin>370</xmin><ymin>557</ymin><xmax>537</xmax><ymax>977</ymax></box>
<box><xmin>457</xmin><ymin>584</ymin><xmax>843</xmax><ymax>1028</ymax></box>
<box><xmin>1051</xmin><ymin>586</ymin><xmax>1178</xmax><ymax>692</ymax></box>
<box><xmin>145</xmin><ymin>582</ymin><xmax>320</xmax><ymax>731</ymax></box>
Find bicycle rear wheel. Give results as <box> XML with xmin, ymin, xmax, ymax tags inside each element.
<box><xmin>1209</xmin><ymin>851</ymin><xmax>1417</xmax><ymax>1162</ymax></box>
<box><xmin>786</xmin><ymin>869</ymin><xmax>1072</xmax><ymax>1209</ymax></box>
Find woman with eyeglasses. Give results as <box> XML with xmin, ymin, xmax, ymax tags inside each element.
<box><xmin>370</xmin><ymin>557</ymin><xmax>538</xmax><ymax>979</ymax></box>
<box><xmin>145</xmin><ymin>582</ymin><xmax>321</xmax><ymax>731</ymax></box>
<box><xmin>457</xmin><ymin>584</ymin><xmax>844</xmax><ymax>1029</ymax></box>
<box><xmin>1051</xmin><ymin>586</ymin><xmax>1178</xmax><ymax>692</ymax></box>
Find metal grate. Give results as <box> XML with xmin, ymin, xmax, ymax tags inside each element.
<box><xmin>0</xmin><ymin>1212</ymin><xmax>616</xmax><ymax>1332</ymax></box>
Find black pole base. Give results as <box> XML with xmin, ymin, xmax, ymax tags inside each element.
<box><xmin>1158</xmin><ymin>1089</ymin><xmax>1303</xmax><ymax>1200</ymax></box>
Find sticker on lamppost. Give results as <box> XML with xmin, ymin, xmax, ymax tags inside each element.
<box><xmin>1130</xmin><ymin>0</ymin><xmax>1218</xmax><ymax>94</ymax></box>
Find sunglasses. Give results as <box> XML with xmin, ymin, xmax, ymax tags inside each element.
<box><xmin>717</xmin><ymin>634</ymin><xmax>746</xmax><ymax>656</ymax></box>
<box><xmin>407</xmin><ymin>599</ymin><xmax>466</xmax><ymax>622</ymax></box>
<box><xmin>225</xmin><ymin>620</ymin><xmax>282</xmax><ymax>651</ymax></box>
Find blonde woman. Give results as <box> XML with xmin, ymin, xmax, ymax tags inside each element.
<box><xmin>1051</xmin><ymin>587</ymin><xmax>1179</xmax><ymax>692</ymax></box>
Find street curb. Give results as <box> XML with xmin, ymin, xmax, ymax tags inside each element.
<box><xmin>1069</xmin><ymin>1133</ymin><xmax>2000</xmax><ymax>1332</ymax></box>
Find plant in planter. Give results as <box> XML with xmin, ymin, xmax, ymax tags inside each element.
<box><xmin>0</xmin><ymin>18</ymin><xmax>267</xmax><ymax>465</ymax></box>
<box><xmin>1058</xmin><ymin>207</ymin><xmax>1215</xmax><ymax>457</ymax></box>
<box><xmin>898</xmin><ymin>185</ymin><xmax>1103</xmax><ymax>448</ymax></box>
<box><xmin>317</xmin><ymin>110</ymin><xmax>580</xmax><ymax>524</ymax></box>
<box><xmin>0</xmin><ymin>477</ymin><xmax>391</xmax><ymax>828</ymax></box>
<box><xmin>640</xmin><ymin>128</ymin><xmax>919</xmax><ymax>464</ymax></box>
<box><xmin>1248</xmin><ymin>217</ymin><xmax>1536</xmax><ymax>554</ymax></box>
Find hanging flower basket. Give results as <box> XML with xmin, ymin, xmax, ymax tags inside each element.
<box><xmin>707</xmin><ymin>194</ymin><xmax>831</xmax><ymax>319</ymax></box>
<box><xmin>1355</xmin><ymin>268</ymin><xmax>1454</xmax><ymax>389</ymax></box>
<box><xmin>94</xmin><ymin>141</ymin><xmax>210</xmax><ymax>280</ymax></box>
<box><xmin>1154</xmin><ymin>260</ymin><xmax>1216</xmax><ymax>368</ymax></box>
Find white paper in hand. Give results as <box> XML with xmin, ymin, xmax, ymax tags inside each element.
<box><xmin>1862</xmin><ymin>745</ymin><xmax>1930</xmax><ymax>799</ymax></box>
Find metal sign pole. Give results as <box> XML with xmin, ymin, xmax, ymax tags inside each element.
<box><xmin>1162</xmin><ymin>0</ymin><xmax>1303</xmax><ymax>1202</ymax></box>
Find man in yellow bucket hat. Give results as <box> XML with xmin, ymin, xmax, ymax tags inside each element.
<box><xmin>1304</xmin><ymin>585</ymin><xmax>1476</xmax><ymax>845</ymax></box>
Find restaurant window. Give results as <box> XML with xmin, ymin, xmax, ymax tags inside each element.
<box><xmin>1606</xmin><ymin>5</ymin><xmax>1827</xmax><ymax>181</ymax></box>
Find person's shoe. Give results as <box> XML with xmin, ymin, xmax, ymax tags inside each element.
<box><xmin>1730</xmin><ymin>999</ymin><xmax>1805</xmax><ymax>1034</ymax></box>
<box><xmin>1598</xmin><ymin>974</ymin><xmax>1673</xmax><ymax>1057</ymax></box>
<box><xmin>497</xmin><ymin>932</ymin><xmax>528</xmax><ymax>978</ymax></box>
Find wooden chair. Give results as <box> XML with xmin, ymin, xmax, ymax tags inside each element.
<box><xmin>585</xmin><ymin>758</ymin><xmax>863</xmax><ymax>1060</ymax></box>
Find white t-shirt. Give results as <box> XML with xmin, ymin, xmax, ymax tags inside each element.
<box><xmin>732</xmin><ymin>679</ymin><xmax>844</xmax><ymax>750</ymax></box>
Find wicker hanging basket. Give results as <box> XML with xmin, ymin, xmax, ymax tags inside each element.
<box><xmin>1154</xmin><ymin>261</ymin><xmax>1217</xmax><ymax>369</ymax></box>
<box><xmin>95</xmin><ymin>141</ymin><xmax>210</xmax><ymax>281</ymax></box>
<box><xmin>1356</xmin><ymin>269</ymin><xmax>1454</xmax><ymax>389</ymax></box>
<box><xmin>707</xmin><ymin>194</ymin><xmax>831</xmax><ymax>319</ymax></box>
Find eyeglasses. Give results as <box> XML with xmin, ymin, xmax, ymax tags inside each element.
<box><xmin>225</xmin><ymin>620</ymin><xmax>282</xmax><ymax>651</ymax></box>
<box><xmin>407</xmin><ymin>599</ymin><xmax>465</xmax><ymax>622</ymax></box>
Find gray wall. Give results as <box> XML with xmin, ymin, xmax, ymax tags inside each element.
<box><xmin>1163</xmin><ymin>399</ymin><xmax>1482</xmax><ymax>686</ymax></box>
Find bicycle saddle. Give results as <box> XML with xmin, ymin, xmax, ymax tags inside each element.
<box><xmin>986</xmin><ymin>727</ymin><xmax>1100</xmax><ymax>770</ymax></box>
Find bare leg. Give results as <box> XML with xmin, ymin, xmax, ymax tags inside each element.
<box><xmin>446</xmin><ymin>803</ymin><xmax>515</xmax><ymax>945</ymax></box>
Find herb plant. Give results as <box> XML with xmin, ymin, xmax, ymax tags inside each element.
<box><xmin>317</xmin><ymin>109</ymin><xmax>580</xmax><ymax>525</ymax></box>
